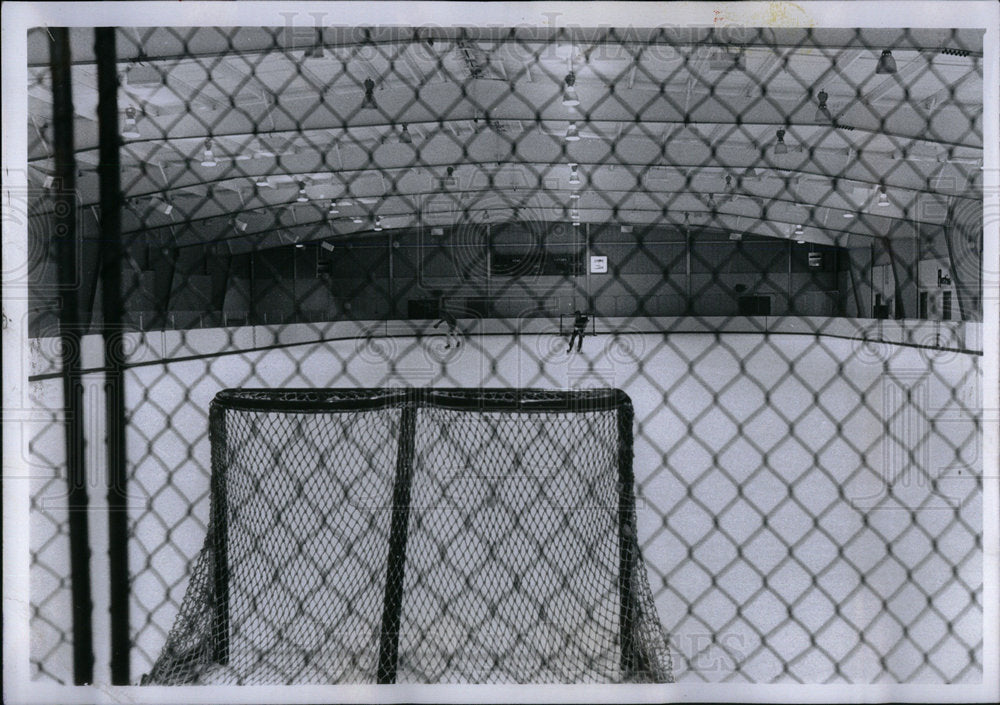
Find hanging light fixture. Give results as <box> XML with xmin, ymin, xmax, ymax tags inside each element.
<box><xmin>233</xmin><ymin>218</ymin><xmax>248</xmax><ymax>233</ymax></box>
<box><xmin>565</xmin><ymin>122</ymin><xmax>580</xmax><ymax>142</ymax></box>
<box><xmin>160</xmin><ymin>199</ymin><xmax>173</xmax><ymax>215</ymax></box>
<box><xmin>568</xmin><ymin>163</ymin><xmax>580</xmax><ymax>185</ymax></box>
<box><xmin>200</xmin><ymin>138</ymin><xmax>217</xmax><ymax>167</ymax></box>
<box><xmin>561</xmin><ymin>72</ymin><xmax>580</xmax><ymax>107</ymax></box>
<box><xmin>877</xmin><ymin>185</ymin><xmax>890</xmax><ymax>207</ymax></box>
<box><xmin>743</xmin><ymin>166</ymin><xmax>758</xmax><ymax>178</ymax></box>
<box><xmin>296</xmin><ymin>182</ymin><xmax>309</xmax><ymax>203</ymax></box>
<box><xmin>122</xmin><ymin>106</ymin><xmax>141</xmax><ymax>139</ymax></box>
<box><xmin>351</xmin><ymin>215</ymin><xmax>364</xmax><ymax>224</ymax></box>
<box><xmin>328</xmin><ymin>201</ymin><xmax>339</xmax><ymax>215</ymax></box>
<box><xmin>876</xmin><ymin>49</ymin><xmax>897</xmax><ymax>74</ymax></box>
<box><xmin>815</xmin><ymin>90</ymin><xmax>832</xmax><ymax>121</ymax></box>
<box><xmin>399</xmin><ymin>124</ymin><xmax>413</xmax><ymax>144</ymax></box>
<box><xmin>571</xmin><ymin>207</ymin><xmax>580</xmax><ymax>223</ymax></box>
<box><xmin>774</xmin><ymin>129</ymin><xmax>788</xmax><ymax>155</ymax></box>
<box><xmin>362</xmin><ymin>77</ymin><xmax>377</xmax><ymax>109</ymax></box>
<box><xmin>254</xmin><ymin>174</ymin><xmax>270</xmax><ymax>188</ymax></box>
<box><xmin>842</xmin><ymin>211</ymin><xmax>855</xmax><ymax>219</ymax></box>
<box><xmin>570</xmin><ymin>192</ymin><xmax>581</xmax><ymax>201</ymax></box>
<box><xmin>373</xmin><ymin>215</ymin><xmax>383</xmax><ymax>231</ymax></box>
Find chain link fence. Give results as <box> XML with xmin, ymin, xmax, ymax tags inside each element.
<box><xmin>22</xmin><ymin>21</ymin><xmax>986</xmax><ymax>687</ymax></box>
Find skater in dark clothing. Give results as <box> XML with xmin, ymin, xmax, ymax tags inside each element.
<box><xmin>432</xmin><ymin>295</ymin><xmax>461</xmax><ymax>349</ymax></box>
<box><xmin>567</xmin><ymin>309</ymin><xmax>589</xmax><ymax>353</ymax></box>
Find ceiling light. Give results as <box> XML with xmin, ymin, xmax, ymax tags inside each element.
<box><xmin>565</xmin><ymin>122</ymin><xmax>580</xmax><ymax>142</ymax></box>
<box><xmin>877</xmin><ymin>185</ymin><xmax>890</xmax><ymax>207</ymax></box>
<box><xmin>254</xmin><ymin>174</ymin><xmax>270</xmax><ymax>188</ymax></box>
<box><xmin>399</xmin><ymin>124</ymin><xmax>412</xmax><ymax>144</ymax></box>
<box><xmin>562</xmin><ymin>72</ymin><xmax>580</xmax><ymax>107</ymax></box>
<box><xmin>200</xmin><ymin>138</ymin><xmax>217</xmax><ymax>167</ymax></box>
<box><xmin>351</xmin><ymin>215</ymin><xmax>363</xmax><ymax>224</ymax></box>
<box><xmin>122</xmin><ymin>106</ymin><xmax>141</xmax><ymax>139</ymax></box>
<box><xmin>373</xmin><ymin>216</ymin><xmax>383</xmax><ymax>231</ymax></box>
<box><xmin>796</xmin><ymin>239</ymin><xmax>806</xmax><ymax>245</ymax></box>
<box><xmin>160</xmin><ymin>199</ymin><xmax>173</xmax><ymax>215</ymax></box>
<box><xmin>570</xmin><ymin>192</ymin><xmax>580</xmax><ymax>200</ymax></box>
<box><xmin>743</xmin><ymin>166</ymin><xmax>758</xmax><ymax>178</ymax></box>
<box><xmin>876</xmin><ymin>49</ymin><xmax>897</xmax><ymax>75</ymax></box>
<box><xmin>774</xmin><ymin>129</ymin><xmax>788</xmax><ymax>155</ymax></box>
<box><xmin>296</xmin><ymin>182</ymin><xmax>309</xmax><ymax>202</ymax></box>
<box><xmin>328</xmin><ymin>201</ymin><xmax>339</xmax><ymax>215</ymax></box>
<box><xmin>295</xmin><ymin>243</ymin><xmax>305</xmax><ymax>249</ymax></box>
<box><xmin>815</xmin><ymin>90</ymin><xmax>832</xmax><ymax>122</ymax></box>
<box><xmin>233</xmin><ymin>218</ymin><xmax>248</xmax><ymax>232</ymax></box>
<box><xmin>842</xmin><ymin>211</ymin><xmax>855</xmax><ymax>219</ymax></box>
<box><xmin>724</xmin><ymin>175</ymin><xmax>734</xmax><ymax>191</ymax></box>
<box><xmin>569</xmin><ymin>163</ymin><xmax>580</xmax><ymax>185</ymax></box>
<box><xmin>362</xmin><ymin>77</ymin><xmax>377</xmax><ymax>109</ymax></box>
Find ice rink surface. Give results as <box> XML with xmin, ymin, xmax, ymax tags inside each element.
<box><xmin>28</xmin><ymin>324</ymin><xmax>982</xmax><ymax>683</ymax></box>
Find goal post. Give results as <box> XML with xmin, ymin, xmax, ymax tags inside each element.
<box><xmin>144</xmin><ymin>388</ymin><xmax>673</xmax><ymax>685</ymax></box>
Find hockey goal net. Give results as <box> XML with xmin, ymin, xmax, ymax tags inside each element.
<box><xmin>143</xmin><ymin>388</ymin><xmax>673</xmax><ymax>684</ymax></box>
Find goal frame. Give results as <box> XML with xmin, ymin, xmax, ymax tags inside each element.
<box><xmin>206</xmin><ymin>387</ymin><xmax>646</xmax><ymax>683</ymax></box>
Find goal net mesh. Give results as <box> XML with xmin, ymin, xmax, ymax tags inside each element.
<box><xmin>143</xmin><ymin>388</ymin><xmax>673</xmax><ymax>684</ymax></box>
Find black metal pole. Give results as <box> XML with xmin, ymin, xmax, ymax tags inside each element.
<box><xmin>50</xmin><ymin>26</ymin><xmax>94</xmax><ymax>686</ymax></box>
<box><xmin>376</xmin><ymin>400</ymin><xmax>417</xmax><ymax>683</ymax></box>
<box><xmin>617</xmin><ymin>397</ymin><xmax>638</xmax><ymax>678</ymax></box>
<box><xmin>95</xmin><ymin>26</ymin><xmax>131</xmax><ymax>685</ymax></box>
<box><xmin>210</xmin><ymin>402</ymin><xmax>231</xmax><ymax>665</ymax></box>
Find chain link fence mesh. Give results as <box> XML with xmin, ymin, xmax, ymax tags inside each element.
<box><xmin>23</xmin><ymin>22</ymin><xmax>985</xmax><ymax>686</ymax></box>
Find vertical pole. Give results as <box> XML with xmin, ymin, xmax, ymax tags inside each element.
<box><xmin>870</xmin><ymin>241</ymin><xmax>876</xmax><ymax>318</ymax></box>
<box><xmin>51</xmin><ymin>26</ymin><xmax>94</xmax><ymax>686</ymax></box>
<box><xmin>387</xmin><ymin>233</ymin><xmax>394</xmax><ymax>319</ymax></box>
<box><xmin>249</xmin><ymin>252</ymin><xmax>257</xmax><ymax>325</ymax></box>
<box><xmin>585</xmin><ymin>223</ymin><xmax>591</xmax><ymax>315</ymax></box>
<box><xmin>95</xmin><ymin>27</ymin><xmax>131</xmax><ymax>685</ymax></box>
<box><xmin>377</xmin><ymin>400</ymin><xmax>418</xmax><ymax>683</ymax></box>
<box><xmin>486</xmin><ymin>223</ymin><xmax>492</xmax><ymax>315</ymax></box>
<box><xmin>616</xmin><ymin>396</ymin><xmax>641</xmax><ymax>678</ymax></box>
<box><xmin>787</xmin><ymin>240</ymin><xmax>793</xmax><ymax>315</ymax></box>
<box><xmin>684</xmin><ymin>223</ymin><xmax>692</xmax><ymax>314</ymax></box>
<box><xmin>210</xmin><ymin>403</ymin><xmax>231</xmax><ymax>665</ymax></box>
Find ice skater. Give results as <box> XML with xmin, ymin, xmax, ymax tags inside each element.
<box><xmin>433</xmin><ymin>294</ymin><xmax>462</xmax><ymax>349</ymax></box>
<box><xmin>567</xmin><ymin>308</ymin><xmax>589</xmax><ymax>353</ymax></box>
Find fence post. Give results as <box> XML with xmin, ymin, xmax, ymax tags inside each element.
<box><xmin>51</xmin><ymin>25</ymin><xmax>94</xmax><ymax>686</ymax></box>
<box><xmin>95</xmin><ymin>27</ymin><xmax>131</xmax><ymax>685</ymax></box>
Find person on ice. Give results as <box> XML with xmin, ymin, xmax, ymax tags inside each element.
<box><xmin>568</xmin><ymin>308</ymin><xmax>589</xmax><ymax>353</ymax></box>
<box><xmin>433</xmin><ymin>294</ymin><xmax>462</xmax><ymax>349</ymax></box>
